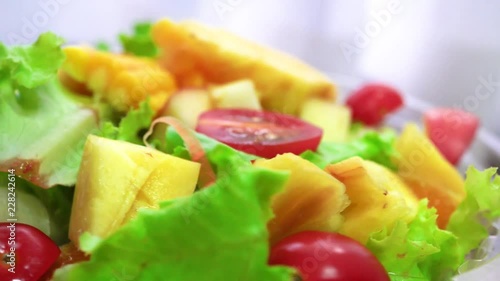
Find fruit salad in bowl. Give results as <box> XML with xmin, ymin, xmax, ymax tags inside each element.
<box><xmin>0</xmin><ymin>19</ymin><xmax>499</xmax><ymax>281</ymax></box>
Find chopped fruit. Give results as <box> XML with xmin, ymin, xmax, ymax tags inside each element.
<box><xmin>69</xmin><ymin>135</ymin><xmax>200</xmax><ymax>246</ymax></box>
<box><xmin>161</xmin><ymin>89</ymin><xmax>212</xmax><ymax>128</ymax></box>
<box><xmin>394</xmin><ymin>124</ymin><xmax>465</xmax><ymax>228</ymax></box>
<box><xmin>326</xmin><ymin>157</ymin><xmax>419</xmax><ymax>243</ymax></box>
<box><xmin>60</xmin><ymin>46</ymin><xmax>177</xmax><ymax>112</ymax></box>
<box><xmin>152</xmin><ymin>19</ymin><xmax>336</xmax><ymax>114</ymax></box>
<box><xmin>124</xmin><ymin>157</ymin><xmax>200</xmax><ymax>221</ymax></box>
<box><xmin>346</xmin><ymin>83</ymin><xmax>403</xmax><ymax>126</ymax></box>
<box><xmin>424</xmin><ymin>108</ymin><xmax>480</xmax><ymax>165</ymax></box>
<box><xmin>196</xmin><ymin>109</ymin><xmax>323</xmax><ymax>158</ymax></box>
<box><xmin>210</xmin><ymin>79</ymin><xmax>262</xmax><ymax>110</ymax></box>
<box><xmin>300</xmin><ymin>98</ymin><xmax>352</xmax><ymax>143</ymax></box>
<box><xmin>253</xmin><ymin>153</ymin><xmax>349</xmax><ymax>245</ymax></box>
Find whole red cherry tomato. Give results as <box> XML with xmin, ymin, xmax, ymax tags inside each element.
<box><xmin>269</xmin><ymin>231</ymin><xmax>389</xmax><ymax>281</ymax></box>
<box><xmin>0</xmin><ymin>223</ymin><xmax>61</xmax><ymax>281</ymax></box>
<box><xmin>346</xmin><ymin>83</ymin><xmax>403</xmax><ymax>126</ymax></box>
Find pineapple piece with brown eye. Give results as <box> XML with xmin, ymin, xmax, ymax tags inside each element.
<box><xmin>326</xmin><ymin>157</ymin><xmax>419</xmax><ymax>244</ymax></box>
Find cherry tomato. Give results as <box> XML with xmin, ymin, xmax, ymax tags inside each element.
<box><xmin>424</xmin><ymin>108</ymin><xmax>479</xmax><ymax>165</ymax></box>
<box><xmin>269</xmin><ymin>231</ymin><xmax>389</xmax><ymax>281</ymax></box>
<box><xmin>196</xmin><ymin>109</ymin><xmax>323</xmax><ymax>158</ymax></box>
<box><xmin>346</xmin><ymin>83</ymin><xmax>403</xmax><ymax>126</ymax></box>
<box><xmin>0</xmin><ymin>223</ymin><xmax>61</xmax><ymax>281</ymax></box>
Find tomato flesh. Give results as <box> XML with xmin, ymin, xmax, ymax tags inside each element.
<box><xmin>196</xmin><ymin>109</ymin><xmax>323</xmax><ymax>158</ymax></box>
<box><xmin>1</xmin><ymin>223</ymin><xmax>61</xmax><ymax>281</ymax></box>
<box><xmin>269</xmin><ymin>231</ymin><xmax>389</xmax><ymax>281</ymax></box>
<box><xmin>346</xmin><ymin>83</ymin><xmax>403</xmax><ymax>126</ymax></box>
<box><xmin>424</xmin><ymin>108</ymin><xmax>479</xmax><ymax>165</ymax></box>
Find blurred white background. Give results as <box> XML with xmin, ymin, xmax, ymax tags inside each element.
<box><xmin>1</xmin><ymin>0</ymin><xmax>499</xmax><ymax>135</ymax></box>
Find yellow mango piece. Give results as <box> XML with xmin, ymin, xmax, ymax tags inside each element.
<box><xmin>254</xmin><ymin>153</ymin><xmax>349</xmax><ymax>245</ymax></box>
<box><xmin>152</xmin><ymin>19</ymin><xmax>336</xmax><ymax>114</ymax></box>
<box><xmin>394</xmin><ymin>124</ymin><xmax>465</xmax><ymax>228</ymax></box>
<box><xmin>69</xmin><ymin>135</ymin><xmax>199</xmax><ymax>246</ymax></box>
<box><xmin>61</xmin><ymin>46</ymin><xmax>177</xmax><ymax>112</ymax></box>
<box><xmin>326</xmin><ymin>157</ymin><xmax>419</xmax><ymax>243</ymax></box>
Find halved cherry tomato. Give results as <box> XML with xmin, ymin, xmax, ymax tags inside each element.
<box><xmin>269</xmin><ymin>231</ymin><xmax>389</xmax><ymax>281</ymax></box>
<box><xmin>1</xmin><ymin>223</ymin><xmax>61</xmax><ymax>281</ymax></box>
<box><xmin>346</xmin><ymin>83</ymin><xmax>403</xmax><ymax>126</ymax></box>
<box><xmin>424</xmin><ymin>108</ymin><xmax>480</xmax><ymax>165</ymax></box>
<box><xmin>196</xmin><ymin>109</ymin><xmax>323</xmax><ymax>158</ymax></box>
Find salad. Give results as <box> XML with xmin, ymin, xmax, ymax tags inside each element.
<box><xmin>0</xmin><ymin>18</ymin><xmax>499</xmax><ymax>281</ymax></box>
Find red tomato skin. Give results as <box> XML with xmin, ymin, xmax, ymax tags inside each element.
<box><xmin>424</xmin><ymin>108</ymin><xmax>480</xmax><ymax>165</ymax></box>
<box><xmin>196</xmin><ymin>109</ymin><xmax>323</xmax><ymax>158</ymax></box>
<box><xmin>269</xmin><ymin>231</ymin><xmax>390</xmax><ymax>281</ymax></box>
<box><xmin>346</xmin><ymin>83</ymin><xmax>404</xmax><ymax>126</ymax></box>
<box><xmin>0</xmin><ymin>223</ymin><xmax>61</xmax><ymax>281</ymax></box>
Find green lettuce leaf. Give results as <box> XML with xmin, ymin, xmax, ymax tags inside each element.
<box><xmin>301</xmin><ymin>130</ymin><xmax>397</xmax><ymax>169</ymax></box>
<box><xmin>0</xmin><ymin>32</ymin><xmax>65</xmax><ymax>90</ymax></box>
<box><xmin>96</xmin><ymin>100</ymin><xmax>154</xmax><ymax>144</ymax></box>
<box><xmin>0</xmin><ymin>33</ymin><xmax>99</xmax><ymax>187</ymax></box>
<box><xmin>119</xmin><ymin>22</ymin><xmax>158</xmax><ymax>57</ymax></box>
<box><xmin>52</xmin><ymin>148</ymin><xmax>295</xmax><ymax>281</ymax></box>
<box><xmin>366</xmin><ymin>200</ymin><xmax>460</xmax><ymax>281</ymax></box>
<box><xmin>95</xmin><ymin>41</ymin><xmax>111</xmax><ymax>51</ymax></box>
<box><xmin>163</xmin><ymin>126</ymin><xmax>258</xmax><ymax>163</ymax></box>
<box><xmin>367</xmin><ymin>167</ymin><xmax>500</xmax><ymax>281</ymax></box>
<box><xmin>447</xmin><ymin>167</ymin><xmax>500</xmax><ymax>261</ymax></box>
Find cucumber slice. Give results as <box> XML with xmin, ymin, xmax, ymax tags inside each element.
<box><xmin>0</xmin><ymin>187</ymin><xmax>51</xmax><ymax>236</ymax></box>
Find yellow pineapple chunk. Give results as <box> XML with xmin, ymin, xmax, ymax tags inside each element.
<box><xmin>124</xmin><ymin>158</ymin><xmax>199</xmax><ymax>221</ymax></box>
<box><xmin>61</xmin><ymin>46</ymin><xmax>177</xmax><ymax>112</ymax></box>
<box><xmin>394</xmin><ymin>124</ymin><xmax>465</xmax><ymax>228</ymax></box>
<box><xmin>253</xmin><ymin>153</ymin><xmax>349</xmax><ymax>245</ymax></box>
<box><xmin>326</xmin><ymin>157</ymin><xmax>419</xmax><ymax>244</ymax></box>
<box><xmin>69</xmin><ymin>135</ymin><xmax>199</xmax><ymax>246</ymax></box>
<box><xmin>152</xmin><ymin>19</ymin><xmax>336</xmax><ymax>114</ymax></box>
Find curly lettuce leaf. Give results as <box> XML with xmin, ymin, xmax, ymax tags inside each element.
<box><xmin>53</xmin><ymin>149</ymin><xmax>295</xmax><ymax>281</ymax></box>
<box><xmin>301</xmin><ymin>130</ymin><xmax>397</xmax><ymax>169</ymax></box>
<box><xmin>366</xmin><ymin>200</ymin><xmax>460</xmax><ymax>281</ymax></box>
<box><xmin>447</xmin><ymin>167</ymin><xmax>500</xmax><ymax>261</ymax></box>
<box><xmin>0</xmin><ymin>32</ymin><xmax>65</xmax><ymax>90</ymax></box>
<box><xmin>96</xmin><ymin>100</ymin><xmax>154</xmax><ymax>144</ymax></box>
<box><xmin>119</xmin><ymin>22</ymin><xmax>158</xmax><ymax>57</ymax></box>
<box><xmin>0</xmin><ymin>34</ymin><xmax>99</xmax><ymax>187</ymax></box>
